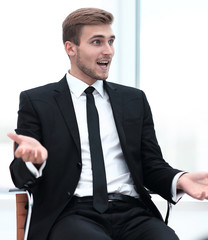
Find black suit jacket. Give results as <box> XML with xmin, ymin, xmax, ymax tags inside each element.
<box><xmin>10</xmin><ymin>75</ymin><xmax>181</xmax><ymax>240</ymax></box>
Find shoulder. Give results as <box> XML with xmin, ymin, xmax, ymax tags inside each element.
<box><xmin>20</xmin><ymin>76</ymin><xmax>67</xmax><ymax>99</ymax></box>
<box><xmin>105</xmin><ymin>81</ymin><xmax>146</xmax><ymax>97</ymax></box>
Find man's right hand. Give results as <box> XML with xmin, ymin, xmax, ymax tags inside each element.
<box><xmin>7</xmin><ymin>132</ymin><xmax>48</xmax><ymax>166</ymax></box>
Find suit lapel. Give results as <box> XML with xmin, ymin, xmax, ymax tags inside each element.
<box><xmin>104</xmin><ymin>82</ymin><xmax>127</xmax><ymax>151</ymax></box>
<box><xmin>53</xmin><ymin>78</ymin><xmax>126</xmax><ymax>156</ymax></box>
<box><xmin>53</xmin><ymin>76</ymin><xmax>81</xmax><ymax>153</ymax></box>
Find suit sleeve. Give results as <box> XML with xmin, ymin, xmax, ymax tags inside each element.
<box><xmin>10</xmin><ymin>91</ymin><xmax>43</xmax><ymax>189</ymax></box>
<box><xmin>140</xmin><ymin>91</ymin><xmax>181</xmax><ymax>202</ymax></box>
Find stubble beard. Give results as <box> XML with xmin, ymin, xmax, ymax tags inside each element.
<box><xmin>76</xmin><ymin>50</ymin><xmax>109</xmax><ymax>81</ymax></box>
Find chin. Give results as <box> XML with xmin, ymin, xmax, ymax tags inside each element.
<box><xmin>99</xmin><ymin>77</ymin><xmax>108</xmax><ymax>81</ymax></box>
<box><xmin>100</xmin><ymin>74</ymin><xmax>109</xmax><ymax>81</ymax></box>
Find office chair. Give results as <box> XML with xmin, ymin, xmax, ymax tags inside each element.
<box><xmin>9</xmin><ymin>189</ymin><xmax>170</xmax><ymax>240</ymax></box>
<box><xmin>9</xmin><ymin>189</ymin><xmax>33</xmax><ymax>240</ymax></box>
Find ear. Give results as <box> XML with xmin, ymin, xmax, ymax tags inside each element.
<box><xmin>64</xmin><ymin>41</ymin><xmax>77</xmax><ymax>57</ymax></box>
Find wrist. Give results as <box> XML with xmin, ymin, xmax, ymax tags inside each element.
<box><xmin>177</xmin><ymin>172</ymin><xmax>188</xmax><ymax>190</ymax></box>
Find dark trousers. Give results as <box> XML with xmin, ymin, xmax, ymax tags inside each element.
<box><xmin>48</xmin><ymin>198</ymin><xmax>179</xmax><ymax>240</ymax></box>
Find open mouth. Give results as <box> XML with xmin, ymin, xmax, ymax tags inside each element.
<box><xmin>97</xmin><ymin>60</ymin><xmax>109</xmax><ymax>68</ymax></box>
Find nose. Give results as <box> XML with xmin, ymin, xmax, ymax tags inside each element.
<box><xmin>102</xmin><ymin>43</ymin><xmax>114</xmax><ymax>56</ymax></box>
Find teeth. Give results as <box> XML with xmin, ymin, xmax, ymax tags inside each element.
<box><xmin>97</xmin><ymin>61</ymin><xmax>108</xmax><ymax>64</ymax></box>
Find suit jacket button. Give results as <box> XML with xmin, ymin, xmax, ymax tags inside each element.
<box><xmin>77</xmin><ymin>162</ymin><xmax>82</xmax><ymax>169</ymax></box>
<box><xmin>67</xmin><ymin>192</ymin><xmax>71</xmax><ymax>197</ymax></box>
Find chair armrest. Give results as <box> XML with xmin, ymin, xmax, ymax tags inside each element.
<box><xmin>9</xmin><ymin>188</ymin><xmax>33</xmax><ymax>240</ymax></box>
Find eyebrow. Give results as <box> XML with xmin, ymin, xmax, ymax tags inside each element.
<box><xmin>89</xmin><ymin>35</ymin><xmax>116</xmax><ymax>40</ymax></box>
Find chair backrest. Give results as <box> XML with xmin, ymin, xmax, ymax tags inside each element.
<box><xmin>16</xmin><ymin>193</ymin><xmax>28</xmax><ymax>240</ymax></box>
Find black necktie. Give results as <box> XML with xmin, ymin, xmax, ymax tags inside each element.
<box><xmin>85</xmin><ymin>86</ymin><xmax>108</xmax><ymax>213</ymax></box>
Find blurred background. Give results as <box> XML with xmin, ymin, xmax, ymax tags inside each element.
<box><xmin>0</xmin><ymin>0</ymin><xmax>208</xmax><ymax>239</ymax></box>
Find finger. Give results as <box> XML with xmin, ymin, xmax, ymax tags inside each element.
<box><xmin>7</xmin><ymin>132</ymin><xmax>22</xmax><ymax>144</ymax></box>
<box><xmin>34</xmin><ymin>148</ymin><xmax>39</xmax><ymax>160</ymax></box>
<box><xmin>27</xmin><ymin>150</ymin><xmax>36</xmax><ymax>163</ymax></box>
<box><xmin>35</xmin><ymin>149</ymin><xmax>44</xmax><ymax>164</ymax></box>
<box><xmin>22</xmin><ymin>149</ymin><xmax>35</xmax><ymax>162</ymax></box>
<box><xmin>14</xmin><ymin>147</ymin><xmax>25</xmax><ymax>158</ymax></box>
<box><xmin>199</xmin><ymin>191</ymin><xmax>206</xmax><ymax>200</ymax></box>
<box><xmin>15</xmin><ymin>147</ymin><xmax>32</xmax><ymax>161</ymax></box>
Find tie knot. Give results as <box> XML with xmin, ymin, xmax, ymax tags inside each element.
<box><xmin>85</xmin><ymin>86</ymin><xmax>95</xmax><ymax>95</ymax></box>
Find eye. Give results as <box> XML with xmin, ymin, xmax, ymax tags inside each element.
<box><xmin>92</xmin><ymin>40</ymin><xmax>100</xmax><ymax>45</ymax></box>
<box><xmin>108</xmin><ymin>39</ymin><xmax>114</xmax><ymax>45</ymax></box>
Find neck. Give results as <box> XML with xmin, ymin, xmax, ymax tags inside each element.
<box><xmin>69</xmin><ymin>69</ymin><xmax>97</xmax><ymax>86</ymax></box>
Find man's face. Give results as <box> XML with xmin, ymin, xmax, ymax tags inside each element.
<box><xmin>70</xmin><ymin>24</ymin><xmax>115</xmax><ymax>85</ymax></box>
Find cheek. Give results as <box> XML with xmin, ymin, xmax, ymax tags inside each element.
<box><xmin>82</xmin><ymin>52</ymin><xmax>96</xmax><ymax>63</ymax></box>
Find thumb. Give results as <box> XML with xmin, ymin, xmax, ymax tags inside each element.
<box><xmin>7</xmin><ymin>132</ymin><xmax>22</xmax><ymax>144</ymax></box>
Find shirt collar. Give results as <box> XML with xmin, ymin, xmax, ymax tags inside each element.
<box><xmin>66</xmin><ymin>71</ymin><xmax>105</xmax><ymax>98</ymax></box>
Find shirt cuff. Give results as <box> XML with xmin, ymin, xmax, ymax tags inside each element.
<box><xmin>171</xmin><ymin>172</ymin><xmax>185</xmax><ymax>203</ymax></box>
<box><xmin>25</xmin><ymin>161</ymin><xmax>46</xmax><ymax>178</ymax></box>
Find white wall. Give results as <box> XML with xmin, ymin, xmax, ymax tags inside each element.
<box><xmin>140</xmin><ymin>0</ymin><xmax>208</xmax><ymax>172</ymax></box>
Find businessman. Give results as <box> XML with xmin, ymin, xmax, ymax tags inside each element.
<box><xmin>8</xmin><ymin>8</ymin><xmax>208</xmax><ymax>240</ymax></box>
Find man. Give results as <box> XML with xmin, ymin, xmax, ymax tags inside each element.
<box><xmin>8</xmin><ymin>8</ymin><xmax>208</xmax><ymax>240</ymax></box>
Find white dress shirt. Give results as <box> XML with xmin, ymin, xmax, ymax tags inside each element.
<box><xmin>67</xmin><ymin>73</ymin><xmax>139</xmax><ymax>198</ymax></box>
<box><xmin>26</xmin><ymin>72</ymin><xmax>183</xmax><ymax>202</ymax></box>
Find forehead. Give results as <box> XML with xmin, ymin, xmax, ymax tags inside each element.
<box><xmin>80</xmin><ymin>24</ymin><xmax>115</xmax><ymax>40</ymax></box>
